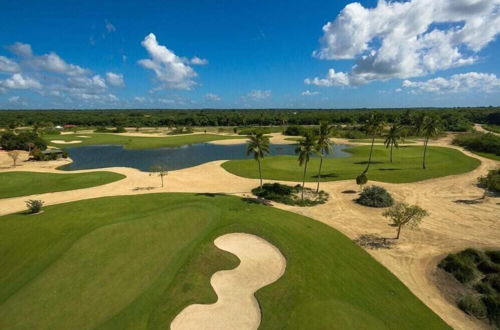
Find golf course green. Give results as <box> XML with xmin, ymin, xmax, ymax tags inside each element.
<box><xmin>0</xmin><ymin>193</ymin><xmax>449</xmax><ymax>329</ymax></box>
<box><xmin>0</xmin><ymin>171</ymin><xmax>125</xmax><ymax>199</ymax></box>
<box><xmin>222</xmin><ymin>145</ymin><xmax>480</xmax><ymax>183</ymax></box>
<box><xmin>44</xmin><ymin>133</ymin><xmax>245</xmax><ymax>149</ymax></box>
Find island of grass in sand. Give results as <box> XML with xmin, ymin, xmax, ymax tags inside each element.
<box><xmin>44</xmin><ymin>133</ymin><xmax>245</xmax><ymax>149</ymax></box>
<box><xmin>222</xmin><ymin>145</ymin><xmax>480</xmax><ymax>183</ymax></box>
<box><xmin>0</xmin><ymin>171</ymin><xmax>125</xmax><ymax>199</ymax></box>
<box><xmin>0</xmin><ymin>193</ymin><xmax>449</xmax><ymax>329</ymax></box>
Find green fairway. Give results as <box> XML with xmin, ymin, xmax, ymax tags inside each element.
<box><xmin>222</xmin><ymin>145</ymin><xmax>480</xmax><ymax>183</ymax></box>
<box><xmin>43</xmin><ymin>133</ymin><xmax>245</xmax><ymax>149</ymax></box>
<box><xmin>0</xmin><ymin>193</ymin><xmax>449</xmax><ymax>329</ymax></box>
<box><xmin>349</xmin><ymin>138</ymin><xmax>417</xmax><ymax>144</ymax></box>
<box><xmin>471</xmin><ymin>151</ymin><xmax>500</xmax><ymax>161</ymax></box>
<box><xmin>0</xmin><ymin>171</ymin><xmax>125</xmax><ymax>199</ymax></box>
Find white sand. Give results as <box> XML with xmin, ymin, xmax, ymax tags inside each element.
<box><xmin>51</xmin><ymin>140</ymin><xmax>82</xmax><ymax>144</ymax></box>
<box><xmin>171</xmin><ymin>233</ymin><xmax>286</xmax><ymax>330</ymax></box>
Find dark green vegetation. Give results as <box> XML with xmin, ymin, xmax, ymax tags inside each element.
<box><xmin>251</xmin><ymin>183</ymin><xmax>329</xmax><ymax>206</ymax></box>
<box><xmin>438</xmin><ymin>249</ymin><xmax>500</xmax><ymax>327</ymax></box>
<box><xmin>478</xmin><ymin>168</ymin><xmax>500</xmax><ymax>193</ymax></box>
<box><xmin>0</xmin><ymin>171</ymin><xmax>125</xmax><ymax>199</ymax></box>
<box><xmin>0</xmin><ymin>193</ymin><xmax>449</xmax><ymax>329</ymax></box>
<box><xmin>453</xmin><ymin>132</ymin><xmax>500</xmax><ymax>160</ymax></box>
<box><xmin>484</xmin><ymin>125</ymin><xmax>500</xmax><ymax>134</ymax></box>
<box><xmin>42</xmin><ymin>133</ymin><xmax>245</xmax><ymax>149</ymax></box>
<box><xmin>356</xmin><ymin>186</ymin><xmax>394</xmax><ymax>208</ymax></box>
<box><xmin>0</xmin><ymin>131</ymin><xmax>47</xmax><ymax>151</ymax></box>
<box><xmin>25</xmin><ymin>199</ymin><xmax>44</xmax><ymax>214</ymax></box>
<box><xmin>0</xmin><ymin>107</ymin><xmax>498</xmax><ymax>130</ymax></box>
<box><xmin>223</xmin><ymin>145</ymin><xmax>480</xmax><ymax>183</ymax></box>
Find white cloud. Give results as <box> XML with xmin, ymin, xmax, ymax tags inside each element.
<box><xmin>402</xmin><ymin>72</ymin><xmax>500</xmax><ymax>93</ymax></box>
<box><xmin>7</xmin><ymin>42</ymin><xmax>33</xmax><ymax>57</ymax></box>
<box><xmin>308</xmin><ymin>0</ymin><xmax>500</xmax><ymax>86</ymax></box>
<box><xmin>138</xmin><ymin>33</ymin><xmax>198</xmax><ymax>90</ymax></box>
<box><xmin>134</xmin><ymin>96</ymin><xmax>146</xmax><ymax>102</ymax></box>
<box><xmin>0</xmin><ymin>56</ymin><xmax>20</xmax><ymax>73</ymax></box>
<box><xmin>8</xmin><ymin>96</ymin><xmax>20</xmax><ymax>103</ymax></box>
<box><xmin>301</xmin><ymin>90</ymin><xmax>319</xmax><ymax>96</ymax></box>
<box><xmin>105</xmin><ymin>20</ymin><xmax>116</xmax><ymax>33</ymax></box>
<box><xmin>106</xmin><ymin>72</ymin><xmax>125</xmax><ymax>87</ymax></box>
<box><xmin>204</xmin><ymin>93</ymin><xmax>221</xmax><ymax>101</ymax></box>
<box><xmin>247</xmin><ymin>89</ymin><xmax>272</xmax><ymax>100</ymax></box>
<box><xmin>1</xmin><ymin>73</ymin><xmax>42</xmax><ymax>90</ymax></box>
<box><xmin>191</xmin><ymin>56</ymin><xmax>208</xmax><ymax>65</ymax></box>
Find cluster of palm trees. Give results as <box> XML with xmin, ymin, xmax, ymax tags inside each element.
<box><xmin>247</xmin><ymin>112</ymin><xmax>442</xmax><ymax>197</ymax></box>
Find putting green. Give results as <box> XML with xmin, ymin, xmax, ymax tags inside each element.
<box><xmin>0</xmin><ymin>171</ymin><xmax>125</xmax><ymax>199</ymax></box>
<box><xmin>222</xmin><ymin>145</ymin><xmax>480</xmax><ymax>183</ymax></box>
<box><xmin>0</xmin><ymin>193</ymin><xmax>449</xmax><ymax>329</ymax></box>
<box><xmin>43</xmin><ymin>133</ymin><xmax>245</xmax><ymax>149</ymax></box>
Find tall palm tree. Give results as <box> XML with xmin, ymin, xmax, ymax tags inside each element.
<box><xmin>384</xmin><ymin>123</ymin><xmax>400</xmax><ymax>163</ymax></box>
<box><xmin>420</xmin><ymin>116</ymin><xmax>441</xmax><ymax>169</ymax></box>
<box><xmin>246</xmin><ymin>132</ymin><xmax>270</xmax><ymax>189</ymax></box>
<box><xmin>362</xmin><ymin>113</ymin><xmax>385</xmax><ymax>174</ymax></box>
<box><xmin>296</xmin><ymin>133</ymin><xmax>316</xmax><ymax>200</ymax></box>
<box><xmin>315</xmin><ymin>122</ymin><xmax>333</xmax><ymax>193</ymax></box>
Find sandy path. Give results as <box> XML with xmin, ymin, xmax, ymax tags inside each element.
<box><xmin>0</xmin><ymin>136</ymin><xmax>498</xmax><ymax>329</ymax></box>
<box><xmin>171</xmin><ymin>233</ymin><xmax>286</xmax><ymax>330</ymax></box>
<box><xmin>50</xmin><ymin>140</ymin><xmax>82</xmax><ymax>144</ymax></box>
<box><xmin>474</xmin><ymin>123</ymin><xmax>500</xmax><ymax>136</ymax></box>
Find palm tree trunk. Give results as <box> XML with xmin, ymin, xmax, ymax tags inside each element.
<box><xmin>301</xmin><ymin>161</ymin><xmax>308</xmax><ymax>200</ymax></box>
<box><xmin>390</xmin><ymin>143</ymin><xmax>393</xmax><ymax>163</ymax></box>
<box><xmin>396</xmin><ymin>224</ymin><xmax>402</xmax><ymax>239</ymax></box>
<box><xmin>258</xmin><ymin>158</ymin><xmax>263</xmax><ymax>189</ymax></box>
<box><xmin>422</xmin><ymin>136</ymin><xmax>429</xmax><ymax>169</ymax></box>
<box><xmin>364</xmin><ymin>134</ymin><xmax>375</xmax><ymax>173</ymax></box>
<box><xmin>160</xmin><ymin>175</ymin><xmax>164</xmax><ymax>187</ymax></box>
<box><xmin>316</xmin><ymin>156</ymin><xmax>323</xmax><ymax>193</ymax></box>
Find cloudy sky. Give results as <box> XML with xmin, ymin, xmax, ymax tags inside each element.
<box><xmin>0</xmin><ymin>0</ymin><xmax>499</xmax><ymax>109</ymax></box>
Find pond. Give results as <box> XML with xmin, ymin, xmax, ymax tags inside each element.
<box><xmin>62</xmin><ymin>143</ymin><xmax>351</xmax><ymax>171</ymax></box>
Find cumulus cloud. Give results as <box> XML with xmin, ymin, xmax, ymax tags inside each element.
<box><xmin>138</xmin><ymin>33</ymin><xmax>199</xmax><ymax>90</ymax></box>
<box><xmin>106</xmin><ymin>72</ymin><xmax>125</xmax><ymax>87</ymax></box>
<box><xmin>402</xmin><ymin>72</ymin><xmax>500</xmax><ymax>93</ymax></box>
<box><xmin>191</xmin><ymin>56</ymin><xmax>208</xmax><ymax>65</ymax></box>
<box><xmin>7</xmin><ymin>42</ymin><xmax>33</xmax><ymax>57</ymax></box>
<box><xmin>301</xmin><ymin>90</ymin><xmax>319</xmax><ymax>96</ymax></box>
<box><xmin>308</xmin><ymin>0</ymin><xmax>500</xmax><ymax>86</ymax></box>
<box><xmin>247</xmin><ymin>89</ymin><xmax>272</xmax><ymax>100</ymax></box>
<box><xmin>0</xmin><ymin>56</ymin><xmax>20</xmax><ymax>73</ymax></box>
<box><xmin>0</xmin><ymin>73</ymin><xmax>42</xmax><ymax>89</ymax></box>
<box><xmin>204</xmin><ymin>93</ymin><xmax>221</xmax><ymax>101</ymax></box>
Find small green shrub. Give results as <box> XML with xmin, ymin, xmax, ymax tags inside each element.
<box><xmin>478</xmin><ymin>260</ymin><xmax>500</xmax><ymax>274</ymax></box>
<box><xmin>458</xmin><ymin>295</ymin><xmax>488</xmax><ymax>319</ymax></box>
<box><xmin>458</xmin><ymin>248</ymin><xmax>486</xmax><ymax>264</ymax></box>
<box><xmin>356</xmin><ymin>185</ymin><xmax>394</xmax><ymax>208</ymax></box>
<box><xmin>438</xmin><ymin>254</ymin><xmax>476</xmax><ymax>283</ymax></box>
<box><xmin>483</xmin><ymin>274</ymin><xmax>500</xmax><ymax>292</ymax></box>
<box><xmin>252</xmin><ymin>183</ymin><xmax>328</xmax><ymax>207</ymax></box>
<box><xmin>482</xmin><ymin>295</ymin><xmax>500</xmax><ymax>328</ymax></box>
<box><xmin>453</xmin><ymin>132</ymin><xmax>500</xmax><ymax>156</ymax></box>
<box><xmin>474</xmin><ymin>282</ymin><xmax>495</xmax><ymax>295</ymax></box>
<box><xmin>486</xmin><ymin>250</ymin><xmax>500</xmax><ymax>264</ymax></box>
<box><xmin>478</xmin><ymin>168</ymin><xmax>500</xmax><ymax>193</ymax></box>
<box><xmin>25</xmin><ymin>199</ymin><xmax>44</xmax><ymax>214</ymax></box>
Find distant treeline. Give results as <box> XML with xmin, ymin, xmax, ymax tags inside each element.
<box><xmin>1</xmin><ymin>107</ymin><xmax>499</xmax><ymax>131</ymax></box>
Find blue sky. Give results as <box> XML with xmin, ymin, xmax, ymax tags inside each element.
<box><xmin>0</xmin><ymin>0</ymin><xmax>499</xmax><ymax>109</ymax></box>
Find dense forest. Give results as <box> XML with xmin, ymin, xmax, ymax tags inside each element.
<box><xmin>0</xmin><ymin>107</ymin><xmax>499</xmax><ymax>131</ymax></box>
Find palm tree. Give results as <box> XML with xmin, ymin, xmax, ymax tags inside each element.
<box><xmin>384</xmin><ymin>123</ymin><xmax>400</xmax><ymax>163</ymax></box>
<box><xmin>296</xmin><ymin>133</ymin><xmax>316</xmax><ymax>200</ymax></box>
<box><xmin>361</xmin><ymin>113</ymin><xmax>385</xmax><ymax>174</ymax></box>
<box><xmin>315</xmin><ymin>122</ymin><xmax>333</xmax><ymax>193</ymax></box>
<box><xmin>420</xmin><ymin>116</ymin><xmax>441</xmax><ymax>169</ymax></box>
<box><xmin>246</xmin><ymin>132</ymin><xmax>270</xmax><ymax>189</ymax></box>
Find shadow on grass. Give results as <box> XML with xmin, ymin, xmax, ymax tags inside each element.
<box><xmin>378</xmin><ymin>168</ymin><xmax>402</xmax><ymax>171</ymax></box>
<box><xmin>241</xmin><ymin>197</ymin><xmax>272</xmax><ymax>206</ymax></box>
<box><xmin>353</xmin><ymin>161</ymin><xmax>384</xmax><ymax>165</ymax></box>
<box><xmin>312</xmin><ymin>172</ymin><xmax>339</xmax><ymax>178</ymax></box>
<box><xmin>195</xmin><ymin>193</ymin><xmax>227</xmax><ymax>198</ymax></box>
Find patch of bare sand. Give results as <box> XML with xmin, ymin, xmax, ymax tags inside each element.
<box><xmin>171</xmin><ymin>233</ymin><xmax>286</xmax><ymax>330</ymax></box>
<box><xmin>475</xmin><ymin>123</ymin><xmax>500</xmax><ymax>136</ymax></box>
<box><xmin>208</xmin><ymin>133</ymin><xmax>297</xmax><ymax>145</ymax></box>
<box><xmin>0</xmin><ymin>136</ymin><xmax>498</xmax><ymax>329</ymax></box>
<box><xmin>50</xmin><ymin>140</ymin><xmax>82</xmax><ymax>144</ymax></box>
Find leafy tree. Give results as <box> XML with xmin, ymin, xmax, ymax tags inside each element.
<box><xmin>8</xmin><ymin>150</ymin><xmax>20</xmax><ymax>167</ymax></box>
<box><xmin>361</xmin><ymin>113</ymin><xmax>385</xmax><ymax>174</ymax></box>
<box><xmin>150</xmin><ymin>164</ymin><xmax>168</xmax><ymax>187</ymax></box>
<box><xmin>246</xmin><ymin>132</ymin><xmax>270</xmax><ymax>189</ymax></box>
<box><xmin>296</xmin><ymin>132</ymin><xmax>316</xmax><ymax>200</ymax></box>
<box><xmin>419</xmin><ymin>115</ymin><xmax>441</xmax><ymax>169</ymax></box>
<box><xmin>384</xmin><ymin>123</ymin><xmax>401</xmax><ymax>163</ymax></box>
<box><xmin>383</xmin><ymin>202</ymin><xmax>429</xmax><ymax>239</ymax></box>
<box><xmin>315</xmin><ymin>122</ymin><xmax>333</xmax><ymax>193</ymax></box>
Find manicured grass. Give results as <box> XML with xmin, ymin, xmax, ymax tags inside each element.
<box><xmin>472</xmin><ymin>151</ymin><xmax>500</xmax><ymax>161</ymax></box>
<box><xmin>0</xmin><ymin>193</ymin><xmax>449</xmax><ymax>329</ymax></box>
<box><xmin>43</xmin><ymin>133</ymin><xmax>245</xmax><ymax>149</ymax></box>
<box><xmin>222</xmin><ymin>145</ymin><xmax>480</xmax><ymax>183</ymax></box>
<box><xmin>349</xmin><ymin>138</ymin><xmax>417</xmax><ymax>144</ymax></box>
<box><xmin>0</xmin><ymin>171</ymin><xmax>125</xmax><ymax>199</ymax></box>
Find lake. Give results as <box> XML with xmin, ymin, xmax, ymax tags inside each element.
<box><xmin>62</xmin><ymin>143</ymin><xmax>351</xmax><ymax>171</ymax></box>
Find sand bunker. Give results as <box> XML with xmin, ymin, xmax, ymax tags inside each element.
<box><xmin>171</xmin><ymin>233</ymin><xmax>286</xmax><ymax>330</ymax></box>
<box><xmin>50</xmin><ymin>140</ymin><xmax>82</xmax><ymax>144</ymax></box>
<box><xmin>76</xmin><ymin>135</ymin><xmax>91</xmax><ymax>138</ymax></box>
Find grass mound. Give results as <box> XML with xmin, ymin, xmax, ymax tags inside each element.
<box><xmin>356</xmin><ymin>186</ymin><xmax>394</xmax><ymax>208</ymax></box>
<box><xmin>0</xmin><ymin>193</ymin><xmax>448</xmax><ymax>329</ymax></box>
<box><xmin>438</xmin><ymin>248</ymin><xmax>500</xmax><ymax>327</ymax></box>
<box><xmin>251</xmin><ymin>182</ymin><xmax>328</xmax><ymax>206</ymax></box>
<box><xmin>0</xmin><ymin>171</ymin><xmax>125</xmax><ymax>199</ymax></box>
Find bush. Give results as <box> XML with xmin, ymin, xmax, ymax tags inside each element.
<box><xmin>478</xmin><ymin>260</ymin><xmax>500</xmax><ymax>274</ymax></box>
<box><xmin>458</xmin><ymin>248</ymin><xmax>486</xmax><ymax>264</ymax></box>
<box><xmin>453</xmin><ymin>132</ymin><xmax>500</xmax><ymax>156</ymax></box>
<box><xmin>283</xmin><ymin>125</ymin><xmax>316</xmax><ymax>136</ymax></box>
<box><xmin>356</xmin><ymin>173</ymin><xmax>368</xmax><ymax>189</ymax></box>
<box><xmin>474</xmin><ymin>282</ymin><xmax>496</xmax><ymax>295</ymax></box>
<box><xmin>482</xmin><ymin>295</ymin><xmax>500</xmax><ymax>328</ymax></box>
<box><xmin>483</xmin><ymin>274</ymin><xmax>500</xmax><ymax>292</ymax></box>
<box><xmin>356</xmin><ymin>185</ymin><xmax>394</xmax><ymax>208</ymax></box>
<box><xmin>252</xmin><ymin>183</ymin><xmax>328</xmax><ymax>207</ymax></box>
<box><xmin>478</xmin><ymin>168</ymin><xmax>500</xmax><ymax>193</ymax></box>
<box><xmin>458</xmin><ymin>295</ymin><xmax>488</xmax><ymax>319</ymax></box>
<box><xmin>486</xmin><ymin>250</ymin><xmax>500</xmax><ymax>264</ymax></box>
<box><xmin>25</xmin><ymin>199</ymin><xmax>44</xmax><ymax>214</ymax></box>
<box><xmin>438</xmin><ymin>254</ymin><xmax>476</xmax><ymax>283</ymax></box>
<box><xmin>0</xmin><ymin>131</ymin><xmax>47</xmax><ymax>151</ymax></box>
